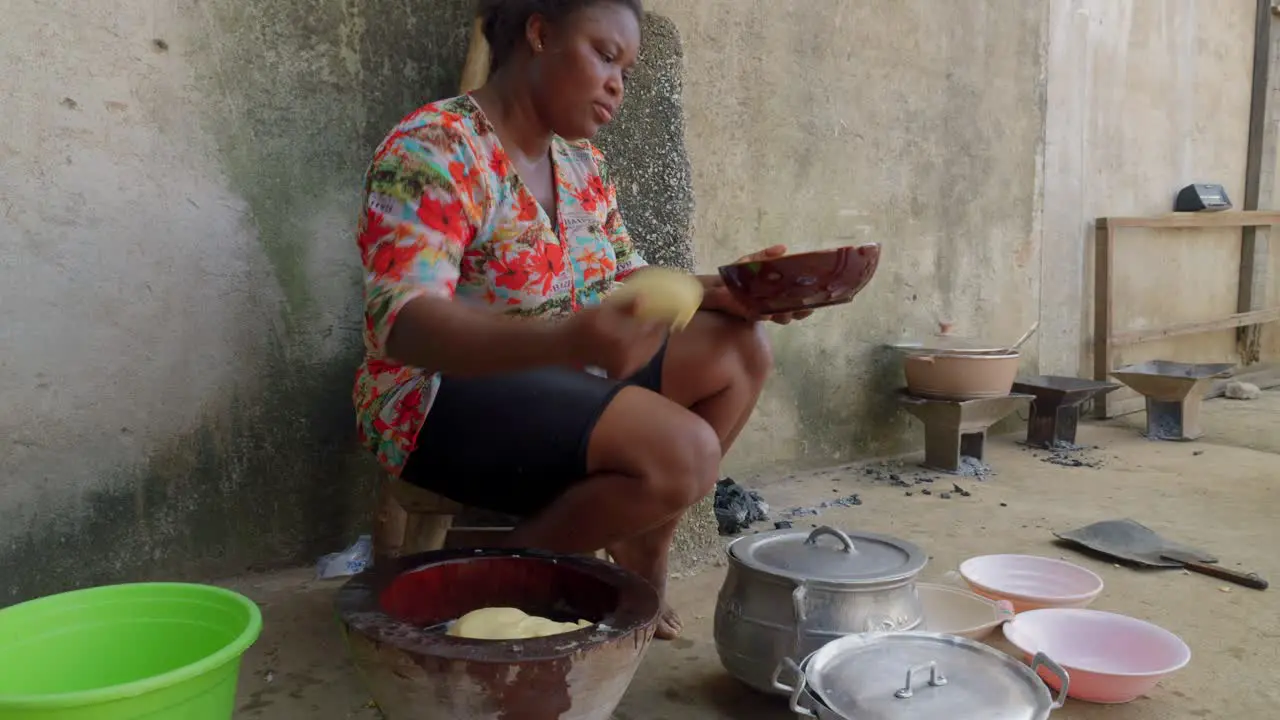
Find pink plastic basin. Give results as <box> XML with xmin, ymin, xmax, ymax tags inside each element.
<box><xmin>1003</xmin><ymin>608</ymin><xmax>1191</xmax><ymax>704</ymax></box>
<box><xmin>959</xmin><ymin>554</ymin><xmax>1103</xmax><ymax>612</ymax></box>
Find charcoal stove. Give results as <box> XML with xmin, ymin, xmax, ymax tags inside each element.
<box><xmin>1110</xmin><ymin>361</ymin><xmax>1235</xmax><ymax>441</ymax></box>
<box><xmin>898</xmin><ymin>390</ymin><xmax>1034</xmax><ymax>473</ymax></box>
<box><xmin>1011</xmin><ymin>375</ymin><xmax>1121</xmax><ymax>448</ymax></box>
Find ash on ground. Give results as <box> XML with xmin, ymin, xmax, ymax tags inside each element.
<box><xmin>953</xmin><ymin>456</ymin><xmax>994</xmax><ymax>478</ymax></box>
<box><xmin>859</xmin><ymin>461</ymin><xmax>980</xmax><ymax>500</ymax></box>
<box><xmin>1026</xmin><ymin>441</ymin><xmax>1104</xmax><ymax>469</ymax></box>
<box><xmin>779</xmin><ymin>493</ymin><xmax>862</xmax><ymax>520</ymax></box>
<box><xmin>713</xmin><ymin>477</ymin><xmax>770</xmax><ymax>535</ymax></box>
<box><xmin>862</xmin><ymin>457</ymin><xmax>992</xmax><ymax>483</ymax></box>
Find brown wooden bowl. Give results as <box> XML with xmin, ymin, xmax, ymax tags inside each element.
<box><xmin>716</xmin><ymin>244</ymin><xmax>880</xmax><ymax>316</ymax></box>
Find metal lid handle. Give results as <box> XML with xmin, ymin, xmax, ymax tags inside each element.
<box><xmin>893</xmin><ymin>661</ymin><xmax>948</xmax><ymax>699</ymax></box>
<box><xmin>804</xmin><ymin>526</ymin><xmax>858</xmax><ymax>554</ymax></box>
<box><xmin>1030</xmin><ymin>652</ymin><xmax>1071</xmax><ymax>709</ymax></box>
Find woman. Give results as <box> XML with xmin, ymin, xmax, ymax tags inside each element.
<box><xmin>354</xmin><ymin>0</ymin><xmax>810</xmax><ymax>639</ymax></box>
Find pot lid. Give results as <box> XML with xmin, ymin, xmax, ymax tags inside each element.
<box><xmin>730</xmin><ymin>526</ymin><xmax>926</xmax><ymax>584</ymax></box>
<box><xmin>801</xmin><ymin>632</ymin><xmax>1067</xmax><ymax>720</ymax></box>
<box><xmin>889</xmin><ymin>338</ymin><xmax>1008</xmax><ymax>354</ymax></box>
<box><xmin>888</xmin><ymin>327</ymin><xmax>1007</xmax><ymax>354</ymax></box>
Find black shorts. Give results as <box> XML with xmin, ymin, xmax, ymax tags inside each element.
<box><xmin>401</xmin><ymin>346</ymin><xmax>667</xmax><ymax>517</ymax></box>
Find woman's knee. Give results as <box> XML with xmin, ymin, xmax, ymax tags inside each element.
<box><xmin>736</xmin><ymin>319</ymin><xmax>774</xmax><ymax>384</ymax></box>
<box><xmin>697</xmin><ymin>311</ymin><xmax>774</xmax><ymax>383</ymax></box>
<box><xmin>647</xmin><ymin>414</ymin><xmax>722</xmax><ymax>508</ymax></box>
<box><xmin>589</xmin><ymin>388</ymin><xmax>722</xmax><ymax>510</ymax></box>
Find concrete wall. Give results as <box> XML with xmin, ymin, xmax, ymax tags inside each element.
<box><xmin>0</xmin><ymin>0</ymin><xmax>479</xmax><ymax>602</ymax></box>
<box><xmin>0</xmin><ymin>0</ymin><xmax>1266</xmax><ymax>601</ymax></box>
<box><xmin>648</xmin><ymin>0</ymin><xmax>1050</xmax><ymax>469</ymax></box>
<box><xmin>1039</xmin><ymin>0</ymin><xmax>1262</xmax><ymax>406</ymax></box>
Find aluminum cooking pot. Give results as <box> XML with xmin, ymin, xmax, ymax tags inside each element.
<box><xmin>714</xmin><ymin>526</ymin><xmax>928</xmax><ymax>693</ymax></box>
<box><xmin>772</xmin><ymin>631</ymin><xmax>1070</xmax><ymax>720</ymax></box>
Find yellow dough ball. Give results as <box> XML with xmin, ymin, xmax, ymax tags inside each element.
<box><xmin>448</xmin><ymin>607</ymin><xmax>593</xmax><ymax>640</ymax></box>
<box><xmin>608</xmin><ymin>267</ymin><xmax>704</xmax><ymax>331</ymax></box>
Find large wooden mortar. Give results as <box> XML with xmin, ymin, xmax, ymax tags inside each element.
<box><xmin>337</xmin><ymin>549</ymin><xmax>660</xmax><ymax>720</ymax></box>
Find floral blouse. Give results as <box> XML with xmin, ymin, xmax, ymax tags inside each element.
<box><xmin>353</xmin><ymin>95</ymin><xmax>648</xmax><ymax>477</ymax></box>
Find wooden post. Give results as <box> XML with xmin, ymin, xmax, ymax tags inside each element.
<box><xmin>373</xmin><ymin>479</ymin><xmax>409</xmax><ymax>563</ymax></box>
<box><xmin>1092</xmin><ymin>219</ymin><xmax>1114</xmax><ymax>418</ymax></box>
<box><xmin>1239</xmin><ymin>0</ymin><xmax>1278</xmax><ymax>363</ymax></box>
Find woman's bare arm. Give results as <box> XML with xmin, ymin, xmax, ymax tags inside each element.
<box><xmin>384</xmin><ymin>295</ymin><xmax>573</xmax><ymax>377</ymax></box>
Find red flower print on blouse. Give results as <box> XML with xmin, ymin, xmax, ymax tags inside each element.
<box><xmin>515</xmin><ymin>192</ymin><xmax>540</xmax><ymax>222</ymax></box>
<box><xmin>449</xmin><ymin>161</ymin><xmax>481</xmax><ymax>198</ymax></box>
<box><xmin>573</xmin><ymin>175</ymin><xmax>607</xmax><ymax>212</ymax></box>
<box><xmin>357</xmin><ymin>208</ymin><xmax>396</xmax><ymax>264</ymax></box>
<box><xmin>529</xmin><ymin>240</ymin><xmax>566</xmax><ymax>293</ymax></box>
<box><xmin>396</xmin><ymin>386</ymin><xmax>425</xmax><ymax>422</ymax></box>
<box><xmin>491</xmin><ymin>252</ymin><xmax>532</xmax><ymax>291</ymax></box>
<box><xmin>417</xmin><ymin>195</ymin><xmax>470</xmax><ymax>243</ymax></box>
<box><xmin>369</xmin><ymin>236</ymin><xmax>423</xmax><ymax>281</ymax></box>
<box><xmin>489</xmin><ymin>148</ymin><xmax>511</xmax><ymax>180</ymax></box>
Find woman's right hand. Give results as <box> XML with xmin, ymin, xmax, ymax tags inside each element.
<box><xmin>560</xmin><ymin>296</ymin><xmax>668</xmax><ymax>379</ymax></box>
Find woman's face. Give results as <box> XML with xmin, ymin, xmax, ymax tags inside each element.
<box><xmin>527</xmin><ymin>3</ymin><xmax>641</xmax><ymax>140</ymax></box>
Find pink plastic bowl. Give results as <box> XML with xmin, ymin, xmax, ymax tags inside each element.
<box><xmin>1003</xmin><ymin>608</ymin><xmax>1191</xmax><ymax>704</ymax></box>
<box><xmin>959</xmin><ymin>554</ymin><xmax>1103</xmax><ymax>612</ymax></box>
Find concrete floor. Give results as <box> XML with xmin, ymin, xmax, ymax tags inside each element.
<box><xmin>227</xmin><ymin>392</ymin><xmax>1280</xmax><ymax>719</ymax></box>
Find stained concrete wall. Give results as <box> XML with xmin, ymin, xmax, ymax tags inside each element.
<box><xmin>0</xmin><ymin>0</ymin><xmax>1265</xmax><ymax>601</ymax></box>
<box><xmin>0</xmin><ymin>0</ymin><xmax>479</xmax><ymax>602</ymax></box>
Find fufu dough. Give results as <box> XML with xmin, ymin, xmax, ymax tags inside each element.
<box><xmin>608</xmin><ymin>267</ymin><xmax>704</xmax><ymax>331</ymax></box>
<box><xmin>447</xmin><ymin>607</ymin><xmax>593</xmax><ymax>640</ymax></box>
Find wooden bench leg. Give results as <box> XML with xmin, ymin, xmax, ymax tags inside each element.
<box><xmin>374</xmin><ymin>477</ymin><xmax>614</xmax><ymax>563</ymax></box>
<box><xmin>405</xmin><ymin>513</ymin><xmax>455</xmax><ymax>555</ymax></box>
<box><xmin>373</xmin><ymin>480</ymin><xmax>409</xmax><ymax>564</ymax></box>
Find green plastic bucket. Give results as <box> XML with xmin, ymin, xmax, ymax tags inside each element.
<box><xmin>0</xmin><ymin>583</ymin><xmax>263</xmax><ymax>720</ymax></box>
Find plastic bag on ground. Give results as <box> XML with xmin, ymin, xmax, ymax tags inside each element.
<box><xmin>315</xmin><ymin>535</ymin><xmax>373</xmax><ymax>580</ymax></box>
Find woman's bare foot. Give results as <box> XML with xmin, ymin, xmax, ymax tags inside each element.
<box><xmin>606</xmin><ymin>530</ymin><xmax>684</xmax><ymax>640</ymax></box>
<box><xmin>655</xmin><ymin>602</ymin><xmax>683</xmax><ymax>640</ymax></box>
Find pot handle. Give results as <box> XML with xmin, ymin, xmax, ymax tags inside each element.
<box><xmin>804</xmin><ymin>526</ymin><xmax>858</xmax><ymax>554</ymax></box>
<box><xmin>771</xmin><ymin>657</ymin><xmax>818</xmax><ymax>718</ymax></box>
<box><xmin>1030</xmin><ymin>652</ymin><xmax>1070</xmax><ymax>709</ymax></box>
<box><xmin>791</xmin><ymin>583</ymin><xmax>809</xmax><ymax>654</ymax></box>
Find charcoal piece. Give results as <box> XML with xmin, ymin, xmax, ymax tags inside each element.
<box><xmin>713</xmin><ymin>477</ymin><xmax>770</xmax><ymax>536</ymax></box>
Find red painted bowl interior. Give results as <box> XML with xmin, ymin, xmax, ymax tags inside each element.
<box><xmin>717</xmin><ymin>245</ymin><xmax>880</xmax><ymax>315</ymax></box>
<box><xmin>381</xmin><ymin>556</ymin><xmax>622</xmax><ymax>627</ymax></box>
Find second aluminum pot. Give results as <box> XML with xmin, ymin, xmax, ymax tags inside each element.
<box><xmin>714</xmin><ymin>526</ymin><xmax>928</xmax><ymax>693</ymax></box>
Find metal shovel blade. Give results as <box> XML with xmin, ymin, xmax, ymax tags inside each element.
<box><xmin>1053</xmin><ymin>518</ymin><xmax>1217</xmax><ymax>568</ymax></box>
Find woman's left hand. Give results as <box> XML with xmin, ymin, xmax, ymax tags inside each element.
<box><xmin>703</xmin><ymin>244</ymin><xmax>816</xmax><ymax>325</ymax></box>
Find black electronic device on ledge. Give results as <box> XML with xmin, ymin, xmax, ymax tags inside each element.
<box><xmin>1174</xmin><ymin>183</ymin><xmax>1232</xmax><ymax>212</ymax></box>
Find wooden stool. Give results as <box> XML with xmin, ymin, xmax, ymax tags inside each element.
<box><xmin>372</xmin><ymin>477</ymin><xmax>608</xmax><ymax>564</ymax></box>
